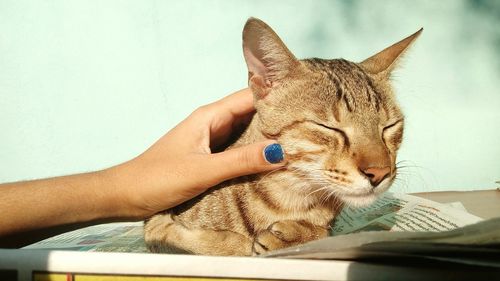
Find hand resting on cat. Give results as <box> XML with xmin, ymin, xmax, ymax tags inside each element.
<box><xmin>0</xmin><ymin>88</ymin><xmax>284</xmax><ymax>238</ymax></box>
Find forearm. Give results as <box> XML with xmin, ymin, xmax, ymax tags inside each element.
<box><xmin>0</xmin><ymin>170</ymin><xmax>128</xmax><ymax>237</ymax></box>
<box><xmin>0</xmin><ymin>89</ymin><xmax>284</xmax><ymax>239</ymax></box>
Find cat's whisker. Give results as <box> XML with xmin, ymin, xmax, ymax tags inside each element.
<box><xmin>391</xmin><ymin>171</ymin><xmax>412</xmax><ymax>192</ymax></box>
<box><xmin>303</xmin><ymin>185</ymin><xmax>332</xmax><ymax>201</ymax></box>
<box><xmin>255</xmin><ymin>166</ymin><xmax>288</xmax><ymax>189</ymax></box>
<box><xmin>290</xmin><ymin>166</ymin><xmax>378</xmax><ymax>195</ymax></box>
<box><xmin>319</xmin><ymin>188</ymin><xmax>342</xmax><ymax>206</ymax></box>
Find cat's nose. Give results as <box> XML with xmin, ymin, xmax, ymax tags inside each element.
<box><xmin>361</xmin><ymin>167</ymin><xmax>391</xmax><ymax>187</ymax></box>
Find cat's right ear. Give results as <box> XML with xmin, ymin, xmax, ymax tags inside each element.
<box><xmin>360</xmin><ymin>28</ymin><xmax>423</xmax><ymax>78</ymax></box>
<box><xmin>242</xmin><ymin>18</ymin><xmax>298</xmax><ymax>98</ymax></box>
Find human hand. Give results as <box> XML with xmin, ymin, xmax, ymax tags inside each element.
<box><xmin>105</xmin><ymin>88</ymin><xmax>286</xmax><ymax>219</ymax></box>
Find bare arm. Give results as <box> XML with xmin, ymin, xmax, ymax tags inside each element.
<box><xmin>0</xmin><ymin>171</ymin><xmax>125</xmax><ymax>237</ymax></box>
<box><xmin>0</xmin><ymin>88</ymin><xmax>285</xmax><ymax>240</ymax></box>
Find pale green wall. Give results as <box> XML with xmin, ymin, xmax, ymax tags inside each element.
<box><xmin>1</xmin><ymin>0</ymin><xmax>499</xmax><ymax>193</ymax></box>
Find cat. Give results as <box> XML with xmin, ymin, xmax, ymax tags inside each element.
<box><xmin>144</xmin><ymin>18</ymin><xmax>422</xmax><ymax>256</ymax></box>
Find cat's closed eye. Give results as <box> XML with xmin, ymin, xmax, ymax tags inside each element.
<box><xmin>382</xmin><ymin>119</ymin><xmax>404</xmax><ymax>147</ymax></box>
<box><xmin>382</xmin><ymin>119</ymin><xmax>403</xmax><ymax>134</ymax></box>
<box><xmin>310</xmin><ymin>121</ymin><xmax>344</xmax><ymax>133</ymax></box>
<box><xmin>383</xmin><ymin>119</ymin><xmax>403</xmax><ymax>131</ymax></box>
<box><xmin>310</xmin><ymin>121</ymin><xmax>350</xmax><ymax>144</ymax></box>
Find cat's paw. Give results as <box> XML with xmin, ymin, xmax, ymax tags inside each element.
<box><xmin>252</xmin><ymin>221</ymin><xmax>299</xmax><ymax>255</ymax></box>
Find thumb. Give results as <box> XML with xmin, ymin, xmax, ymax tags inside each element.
<box><xmin>205</xmin><ymin>141</ymin><xmax>286</xmax><ymax>185</ymax></box>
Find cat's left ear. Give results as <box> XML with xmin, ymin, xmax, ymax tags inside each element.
<box><xmin>360</xmin><ymin>28</ymin><xmax>423</xmax><ymax>77</ymax></box>
<box><xmin>242</xmin><ymin>18</ymin><xmax>299</xmax><ymax>98</ymax></box>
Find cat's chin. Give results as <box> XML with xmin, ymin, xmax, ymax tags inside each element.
<box><xmin>339</xmin><ymin>179</ymin><xmax>393</xmax><ymax>207</ymax></box>
<box><xmin>339</xmin><ymin>193</ymin><xmax>378</xmax><ymax>208</ymax></box>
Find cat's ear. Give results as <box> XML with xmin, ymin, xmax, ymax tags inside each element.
<box><xmin>242</xmin><ymin>18</ymin><xmax>299</xmax><ymax>97</ymax></box>
<box><xmin>360</xmin><ymin>28</ymin><xmax>423</xmax><ymax>77</ymax></box>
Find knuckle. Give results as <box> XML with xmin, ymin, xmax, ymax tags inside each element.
<box><xmin>192</xmin><ymin>104</ymin><xmax>216</xmax><ymax>121</ymax></box>
<box><xmin>193</xmin><ymin>105</ymin><xmax>209</xmax><ymax>116</ymax></box>
<box><xmin>238</xmin><ymin>148</ymin><xmax>256</xmax><ymax>172</ymax></box>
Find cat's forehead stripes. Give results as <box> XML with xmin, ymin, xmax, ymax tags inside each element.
<box><xmin>303</xmin><ymin>58</ymin><xmax>382</xmax><ymax>114</ymax></box>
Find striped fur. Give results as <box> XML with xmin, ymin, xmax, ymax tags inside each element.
<box><xmin>144</xmin><ymin>18</ymin><xmax>421</xmax><ymax>256</ymax></box>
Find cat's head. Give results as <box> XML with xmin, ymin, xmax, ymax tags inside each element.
<box><xmin>242</xmin><ymin>18</ymin><xmax>421</xmax><ymax>207</ymax></box>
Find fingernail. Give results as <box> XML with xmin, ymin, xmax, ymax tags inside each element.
<box><xmin>264</xmin><ymin>143</ymin><xmax>284</xmax><ymax>164</ymax></box>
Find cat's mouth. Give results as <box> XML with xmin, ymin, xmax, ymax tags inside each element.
<box><xmin>326</xmin><ymin>174</ymin><xmax>394</xmax><ymax>207</ymax></box>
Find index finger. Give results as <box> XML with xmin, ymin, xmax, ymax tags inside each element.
<box><xmin>211</xmin><ymin>88</ymin><xmax>255</xmax><ymax>118</ymax></box>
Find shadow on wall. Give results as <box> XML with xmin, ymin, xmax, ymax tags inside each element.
<box><xmin>298</xmin><ymin>0</ymin><xmax>500</xmax><ymax>66</ymax></box>
<box><xmin>468</xmin><ymin>0</ymin><xmax>500</xmax><ymax>70</ymax></box>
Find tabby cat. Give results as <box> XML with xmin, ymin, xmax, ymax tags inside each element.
<box><xmin>144</xmin><ymin>18</ymin><xmax>421</xmax><ymax>256</ymax></box>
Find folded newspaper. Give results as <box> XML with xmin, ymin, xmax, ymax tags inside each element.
<box><xmin>24</xmin><ymin>193</ymin><xmax>500</xmax><ymax>266</ymax></box>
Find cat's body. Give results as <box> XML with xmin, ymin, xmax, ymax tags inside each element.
<box><xmin>145</xmin><ymin>115</ymin><xmax>343</xmax><ymax>255</ymax></box>
<box><xmin>145</xmin><ymin>18</ymin><xmax>421</xmax><ymax>256</ymax></box>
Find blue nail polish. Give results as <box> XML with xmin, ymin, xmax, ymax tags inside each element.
<box><xmin>264</xmin><ymin>143</ymin><xmax>284</xmax><ymax>164</ymax></box>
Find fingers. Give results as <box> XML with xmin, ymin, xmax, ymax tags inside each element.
<box><xmin>210</xmin><ymin>88</ymin><xmax>255</xmax><ymax>118</ymax></box>
<box><xmin>190</xmin><ymin>88</ymin><xmax>256</xmax><ymax>149</ymax></box>
<box><xmin>204</xmin><ymin>141</ymin><xmax>286</xmax><ymax>186</ymax></box>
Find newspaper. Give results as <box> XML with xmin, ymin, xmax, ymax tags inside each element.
<box><xmin>265</xmin><ymin>218</ymin><xmax>500</xmax><ymax>267</ymax></box>
<box><xmin>24</xmin><ymin>222</ymin><xmax>147</xmax><ymax>252</ymax></box>
<box><xmin>24</xmin><ymin>192</ymin><xmax>484</xmax><ymax>253</ymax></box>
<box><xmin>265</xmin><ymin>194</ymin><xmax>500</xmax><ymax>267</ymax></box>
<box><xmin>331</xmin><ymin>193</ymin><xmax>482</xmax><ymax>235</ymax></box>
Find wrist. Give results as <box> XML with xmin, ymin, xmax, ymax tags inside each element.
<box><xmin>99</xmin><ymin>162</ymin><xmax>153</xmax><ymax>220</ymax></box>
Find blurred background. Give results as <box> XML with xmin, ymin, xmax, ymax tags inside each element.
<box><xmin>0</xmin><ymin>0</ymin><xmax>499</xmax><ymax>193</ymax></box>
